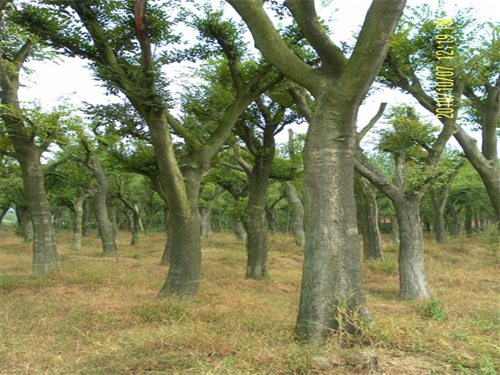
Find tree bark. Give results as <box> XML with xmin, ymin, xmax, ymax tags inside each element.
<box><xmin>296</xmin><ymin>91</ymin><xmax>371</xmax><ymax>341</ymax></box>
<box><xmin>71</xmin><ymin>188</ymin><xmax>88</xmax><ymax>251</ymax></box>
<box><xmin>200</xmin><ymin>207</ymin><xmax>212</xmax><ymax>239</ymax></box>
<box><xmin>446</xmin><ymin>201</ymin><xmax>460</xmax><ymax>239</ymax></box>
<box><xmin>15</xmin><ymin>205</ymin><xmax>33</xmax><ymax>242</ymax></box>
<box><xmin>394</xmin><ymin>196</ymin><xmax>430</xmax><ymax>300</ymax></box>
<box><xmin>157</xmin><ymin>169</ymin><xmax>203</xmax><ymax>297</ymax></box>
<box><xmin>265</xmin><ymin>205</ymin><xmax>279</xmax><ymax>233</ymax></box>
<box><xmin>431</xmin><ymin>190</ymin><xmax>447</xmax><ymax>244</ymax></box>
<box><xmin>85</xmin><ymin>152</ymin><xmax>117</xmax><ymax>255</ymax></box>
<box><xmin>160</xmin><ymin>207</ymin><xmax>172</xmax><ymax>266</ymax></box>
<box><xmin>244</xmin><ymin>150</ymin><xmax>274</xmax><ymax>279</ymax></box>
<box><xmin>465</xmin><ymin>205</ymin><xmax>473</xmax><ymax>237</ymax></box>
<box><xmin>283</xmin><ymin>181</ymin><xmax>305</xmax><ymax>247</ymax></box>
<box><xmin>231</xmin><ymin>218</ymin><xmax>247</xmax><ymax>241</ymax></box>
<box><xmin>82</xmin><ymin>198</ymin><xmax>91</xmax><ymax>236</ymax></box>
<box><xmin>355</xmin><ymin>175</ymin><xmax>383</xmax><ymax>260</ymax></box>
<box><xmin>391</xmin><ymin>213</ymin><xmax>400</xmax><ymax>245</ymax></box>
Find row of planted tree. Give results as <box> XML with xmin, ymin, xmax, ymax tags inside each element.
<box><xmin>0</xmin><ymin>0</ymin><xmax>498</xmax><ymax>343</ymax></box>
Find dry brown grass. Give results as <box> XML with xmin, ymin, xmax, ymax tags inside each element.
<box><xmin>0</xmin><ymin>228</ymin><xmax>498</xmax><ymax>375</ymax></box>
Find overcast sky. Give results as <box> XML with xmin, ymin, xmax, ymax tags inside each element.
<box><xmin>18</xmin><ymin>0</ymin><xmax>497</xmax><ymax>146</ymax></box>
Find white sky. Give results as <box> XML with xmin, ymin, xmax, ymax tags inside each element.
<box><xmin>18</xmin><ymin>0</ymin><xmax>498</xmax><ymax>146</ymax></box>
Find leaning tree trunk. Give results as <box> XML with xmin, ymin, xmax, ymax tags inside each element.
<box><xmin>71</xmin><ymin>188</ymin><xmax>88</xmax><ymax>251</ymax></box>
<box><xmin>394</xmin><ymin>196</ymin><xmax>430</xmax><ymax>300</ymax></box>
<box><xmin>86</xmin><ymin>154</ymin><xmax>117</xmax><ymax>255</ymax></box>
<box><xmin>231</xmin><ymin>218</ymin><xmax>247</xmax><ymax>241</ymax></box>
<box><xmin>283</xmin><ymin>181</ymin><xmax>305</xmax><ymax>247</ymax></box>
<box><xmin>296</xmin><ymin>93</ymin><xmax>370</xmax><ymax>342</ymax></box>
<box><xmin>355</xmin><ymin>175</ymin><xmax>383</xmax><ymax>260</ymax></box>
<box><xmin>15</xmin><ymin>204</ymin><xmax>33</xmax><ymax>242</ymax></box>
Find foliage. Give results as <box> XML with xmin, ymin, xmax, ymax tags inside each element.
<box><xmin>422</xmin><ymin>299</ymin><xmax>448</xmax><ymax>320</ymax></box>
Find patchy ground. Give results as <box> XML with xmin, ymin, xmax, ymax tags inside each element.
<box><xmin>0</xmin><ymin>229</ymin><xmax>498</xmax><ymax>374</ymax></box>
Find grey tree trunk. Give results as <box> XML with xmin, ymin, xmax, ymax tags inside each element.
<box><xmin>231</xmin><ymin>218</ymin><xmax>247</xmax><ymax>241</ymax></box>
<box><xmin>446</xmin><ymin>201</ymin><xmax>460</xmax><ymax>239</ymax></box>
<box><xmin>265</xmin><ymin>205</ymin><xmax>279</xmax><ymax>233</ymax></box>
<box><xmin>82</xmin><ymin>199</ymin><xmax>91</xmax><ymax>236</ymax></box>
<box><xmin>244</xmin><ymin>151</ymin><xmax>274</xmax><ymax>279</ymax></box>
<box><xmin>395</xmin><ymin>197</ymin><xmax>430</xmax><ymax>300</ymax></box>
<box><xmin>391</xmin><ymin>214</ymin><xmax>400</xmax><ymax>245</ymax></box>
<box><xmin>84</xmin><ymin>152</ymin><xmax>117</xmax><ymax>255</ymax></box>
<box><xmin>107</xmin><ymin>204</ymin><xmax>119</xmax><ymax>237</ymax></box>
<box><xmin>355</xmin><ymin>175</ymin><xmax>383</xmax><ymax>260</ymax></box>
<box><xmin>160</xmin><ymin>207</ymin><xmax>173</xmax><ymax>266</ymax></box>
<box><xmin>71</xmin><ymin>188</ymin><xmax>88</xmax><ymax>251</ymax></box>
<box><xmin>430</xmin><ymin>190</ymin><xmax>447</xmax><ymax>244</ymax></box>
<box><xmin>15</xmin><ymin>205</ymin><xmax>33</xmax><ymax>242</ymax></box>
<box><xmin>283</xmin><ymin>181</ymin><xmax>305</xmax><ymax>247</ymax></box>
<box><xmin>465</xmin><ymin>206</ymin><xmax>473</xmax><ymax>237</ymax></box>
<box><xmin>296</xmin><ymin>92</ymin><xmax>371</xmax><ymax>342</ymax></box>
<box><xmin>20</xmin><ymin>152</ymin><xmax>61</xmax><ymax>275</ymax></box>
<box><xmin>157</xmin><ymin>169</ymin><xmax>203</xmax><ymax>297</ymax></box>
<box><xmin>200</xmin><ymin>207</ymin><xmax>212</xmax><ymax>238</ymax></box>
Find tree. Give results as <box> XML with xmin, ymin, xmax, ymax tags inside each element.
<box><xmin>226</xmin><ymin>0</ymin><xmax>406</xmax><ymax>342</ymax></box>
<box><xmin>380</xmin><ymin>6</ymin><xmax>499</xmax><ymax>221</ymax></box>
<box><xmin>230</xmin><ymin>96</ymin><xmax>291</xmax><ymax>279</ymax></box>
<box><xmin>428</xmin><ymin>149</ymin><xmax>464</xmax><ymax>244</ymax></box>
<box><xmin>62</xmin><ymin>129</ymin><xmax>118</xmax><ymax>255</ymax></box>
<box><xmin>355</xmin><ymin>106</ymin><xmax>456</xmax><ymax>299</ymax></box>
<box><xmin>0</xmin><ymin>2</ymin><xmax>62</xmax><ymax>274</ymax></box>
<box><xmin>44</xmin><ymin>155</ymin><xmax>93</xmax><ymax>251</ymax></box>
<box><xmin>18</xmin><ymin>1</ymin><xmax>282</xmax><ymax>297</ymax></box>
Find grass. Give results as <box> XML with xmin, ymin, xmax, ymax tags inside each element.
<box><xmin>0</xmin><ymin>228</ymin><xmax>498</xmax><ymax>374</ymax></box>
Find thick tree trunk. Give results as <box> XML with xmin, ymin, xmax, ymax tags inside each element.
<box><xmin>355</xmin><ymin>175</ymin><xmax>383</xmax><ymax>260</ymax></box>
<box><xmin>283</xmin><ymin>181</ymin><xmax>305</xmax><ymax>247</ymax></box>
<box><xmin>71</xmin><ymin>188</ymin><xmax>87</xmax><ymax>251</ymax></box>
<box><xmin>15</xmin><ymin>205</ymin><xmax>33</xmax><ymax>242</ymax></box>
<box><xmin>244</xmin><ymin>151</ymin><xmax>274</xmax><ymax>279</ymax></box>
<box><xmin>296</xmin><ymin>94</ymin><xmax>370</xmax><ymax>342</ymax></box>
<box><xmin>17</xmin><ymin>148</ymin><xmax>61</xmax><ymax>275</ymax></box>
<box><xmin>394</xmin><ymin>197</ymin><xmax>430</xmax><ymax>300</ymax></box>
<box><xmin>157</xmin><ymin>169</ymin><xmax>203</xmax><ymax>297</ymax></box>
